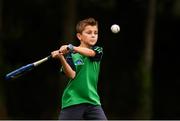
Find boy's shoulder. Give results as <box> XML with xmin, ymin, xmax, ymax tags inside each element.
<box><xmin>91</xmin><ymin>46</ymin><xmax>103</xmax><ymax>54</ymax></box>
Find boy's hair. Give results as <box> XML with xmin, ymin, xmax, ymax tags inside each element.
<box><xmin>76</xmin><ymin>17</ymin><xmax>98</xmax><ymax>33</ymax></box>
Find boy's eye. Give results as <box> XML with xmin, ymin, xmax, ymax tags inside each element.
<box><xmin>86</xmin><ymin>31</ymin><xmax>91</xmax><ymax>34</ymax></box>
<box><xmin>95</xmin><ymin>31</ymin><xmax>98</xmax><ymax>34</ymax></box>
<box><xmin>85</xmin><ymin>31</ymin><xmax>98</xmax><ymax>35</ymax></box>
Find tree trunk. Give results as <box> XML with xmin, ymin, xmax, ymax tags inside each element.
<box><xmin>57</xmin><ymin>0</ymin><xmax>77</xmax><ymax>115</ymax></box>
<box><xmin>61</xmin><ymin>0</ymin><xmax>77</xmax><ymax>44</ymax></box>
<box><xmin>135</xmin><ymin>0</ymin><xmax>156</xmax><ymax>119</ymax></box>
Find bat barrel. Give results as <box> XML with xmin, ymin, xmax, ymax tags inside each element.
<box><xmin>5</xmin><ymin>55</ymin><xmax>52</xmax><ymax>80</ymax></box>
<box><xmin>5</xmin><ymin>64</ymin><xmax>34</xmax><ymax>80</ymax></box>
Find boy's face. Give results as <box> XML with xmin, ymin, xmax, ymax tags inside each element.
<box><xmin>77</xmin><ymin>25</ymin><xmax>98</xmax><ymax>47</ymax></box>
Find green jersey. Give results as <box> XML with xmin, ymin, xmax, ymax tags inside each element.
<box><xmin>61</xmin><ymin>46</ymin><xmax>103</xmax><ymax>109</ymax></box>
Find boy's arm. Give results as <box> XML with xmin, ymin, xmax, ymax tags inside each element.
<box><xmin>51</xmin><ymin>50</ymin><xmax>75</xmax><ymax>79</ymax></box>
<box><xmin>73</xmin><ymin>46</ymin><xmax>96</xmax><ymax>57</ymax></box>
<box><xmin>68</xmin><ymin>45</ymin><xmax>103</xmax><ymax>60</ymax></box>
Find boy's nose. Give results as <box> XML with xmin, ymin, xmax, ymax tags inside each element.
<box><xmin>91</xmin><ymin>34</ymin><xmax>96</xmax><ymax>37</ymax></box>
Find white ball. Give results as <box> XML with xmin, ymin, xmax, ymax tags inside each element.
<box><xmin>111</xmin><ymin>24</ymin><xmax>120</xmax><ymax>33</ymax></box>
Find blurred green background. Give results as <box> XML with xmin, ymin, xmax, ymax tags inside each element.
<box><xmin>0</xmin><ymin>0</ymin><xmax>180</xmax><ymax>119</ymax></box>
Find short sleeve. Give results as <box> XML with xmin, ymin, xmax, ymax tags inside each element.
<box><xmin>90</xmin><ymin>46</ymin><xmax>103</xmax><ymax>61</ymax></box>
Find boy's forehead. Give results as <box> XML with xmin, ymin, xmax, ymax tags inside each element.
<box><xmin>84</xmin><ymin>25</ymin><xmax>98</xmax><ymax>30</ymax></box>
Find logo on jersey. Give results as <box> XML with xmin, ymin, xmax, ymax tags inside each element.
<box><xmin>75</xmin><ymin>59</ymin><xmax>84</xmax><ymax>65</ymax></box>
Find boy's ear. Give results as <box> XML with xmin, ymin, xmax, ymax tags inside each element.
<box><xmin>76</xmin><ymin>33</ymin><xmax>81</xmax><ymax>40</ymax></box>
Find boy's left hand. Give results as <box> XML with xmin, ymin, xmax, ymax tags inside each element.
<box><xmin>59</xmin><ymin>45</ymin><xmax>69</xmax><ymax>54</ymax></box>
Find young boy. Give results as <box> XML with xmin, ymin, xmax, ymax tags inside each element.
<box><xmin>51</xmin><ymin>17</ymin><xmax>107</xmax><ymax>120</ymax></box>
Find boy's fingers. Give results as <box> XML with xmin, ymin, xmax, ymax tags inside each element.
<box><xmin>60</xmin><ymin>45</ymin><xmax>68</xmax><ymax>51</ymax></box>
<box><xmin>51</xmin><ymin>50</ymin><xmax>63</xmax><ymax>58</ymax></box>
<box><xmin>59</xmin><ymin>47</ymin><xmax>69</xmax><ymax>54</ymax></box>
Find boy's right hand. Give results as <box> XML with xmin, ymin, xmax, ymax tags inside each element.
<box><xmin>51</xmin><ymin>50</ymin><xmax>63</xmax><ymax>59</ymax></box>
<box><xmin>51</xmin><ymin>45</ymin><xmax>70</xmax><ymax>59</ymax></box>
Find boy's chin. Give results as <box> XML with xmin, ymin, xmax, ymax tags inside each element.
<box><xmin>88</xmin><ymin>44</ymin><xmax>95</xmax><ymax>47</ymax></box>
<box><xmin>89</xmin><ymin>42</ymin><xmax>96</xmax><ymax>46</ymax></box>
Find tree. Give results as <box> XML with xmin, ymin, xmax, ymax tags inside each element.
<box><xmin>136</xmin><ymin>0</ymin><xmax>156</xmax><ymax>119</ymax></box>
<box><xmin>53</xmin><ymin>0</ymin><xmax>77</xmax><ymax>119</ymax></box>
